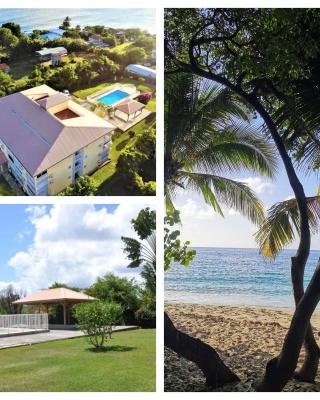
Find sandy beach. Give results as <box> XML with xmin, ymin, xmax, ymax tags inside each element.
<box><xmin>165</xmin><ymin>303</ymin><xmax>320</xmax><ymax>392</ymax></box>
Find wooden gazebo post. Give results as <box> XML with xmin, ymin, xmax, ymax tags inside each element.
<box><xmin>63</xmin><ymin>301</ymin><xmax>67</xmax><ymax>325</ymax></box>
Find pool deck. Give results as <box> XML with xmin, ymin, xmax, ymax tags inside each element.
<box><xmin>110</xmin><ymin>109</ymin><xmax>152</xmax><ymax>132</ymax></box>
<box><xmin>0</xmin><ymin>326</ymin><xmax>138</xmax><ymax>349</ymax></box>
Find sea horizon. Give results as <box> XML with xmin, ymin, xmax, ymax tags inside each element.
<box><xmin>0</xmin><ymin>8</ymin><xmax>156</xmax><ymax>34</ymax></box>
<box><xmin>165</xmin><ymin>247</ymin><xmax>320</xmax><ymax>309</ymax></box>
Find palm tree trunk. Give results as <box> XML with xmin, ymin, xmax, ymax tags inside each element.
<box><xmin>164</xmin><ymin>312</ymin><xmax>240</xmax><ymax>388</ymax></box>
<box><xmin>291</xmin><ymin>257</ymin><xmax>320</xmax><ymax>382</ymax></box>
<box><xmin>256</xmin><ymin>258</ymin><xmax>320</xmax><ymax>391</ymax></box>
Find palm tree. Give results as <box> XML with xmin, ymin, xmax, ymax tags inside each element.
<box><xmin>122</xmin><ymin>208</ymin><xmax>156</xmax><ymax>296</ymax></box>
<box><xmin>165</xmin><ymin>73</ymin><xmax>277</xmax><ymax>223</ymax></box>
<box><xmin>164</xmin><ymin>73</ymin><xmax>278</xmax><ymax>387</ymax></box>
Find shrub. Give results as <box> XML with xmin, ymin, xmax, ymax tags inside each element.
<box><xmin>137</xmin><ymin>92</ymin><xmax>152</xmax><ymax>105</ymax></box>
<box><xmin>135</xmin><ymin>307</ymin><xmax>156</xmax><ymax>329</ymax></box>
<box><xmin>59</xmin><ymin>176</ymin><xmax>97</xmax><ymax>196</ymax></box>
<box><xmin>74</xmin><ymin>301</ymin><xmax>123</xmax><ymax>349</ymax></box>
<box><xmin>128</xmin><ymin>130</ymin><xmax>135</xmax><ymax>138</ymax></box>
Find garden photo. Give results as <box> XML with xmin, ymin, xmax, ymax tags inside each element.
<box><xmin>164</xmin><ymin>8</ymin><xmax>320</xmax><ymax>392</ymax></box>
<box><xmin>0</xmin><ymin>203</ymin><xmax>156</xmax><ymax>391</ymax></box>
<box><xmin>0</xmin><ymin>8</ymin><xmax>156</xmax><ymax>196</ymax></box>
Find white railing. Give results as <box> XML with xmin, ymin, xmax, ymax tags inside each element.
<box><xmin>0</xmin><ymin>314</ymin><xmax>48</xmax><ymax>335</ymax></box>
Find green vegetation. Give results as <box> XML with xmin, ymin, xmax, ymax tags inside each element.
<box><xmin>0</xmin><ymin>176</ymin><xmax>15</xmax><ymax>196</ymax></box>
<box><xmin>0</xmin><ymin>329</ymin><xmax>155</xmax><ymax>392</ymax></box>
<box><xmin>59</xmin><ymin>175</ymin><xmax>97</xmax><ymax>196</ymax></box>
<box><xmin>74</xmin><ymin>301</ymin><xmax>123</xmax><ymax>349</ymax></box>
<box><xmin>122</xmin><ymin>208</ymin><xmax>156</xmax><ymax>327</ymax></box>
<box><xmin>92</xmin><ymin>113</ymin><xmax>156</xmax><ymax>196</ymax></box>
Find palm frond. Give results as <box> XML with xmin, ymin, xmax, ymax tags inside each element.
<box><xmin>255</xmin><ymin>196</ymin><xmax>320</xmax><ymax>258</ymax></box>
<box><xmin>179</xmin><ymin>171</ymin><xmax>265</xmax><ymax>224</ymax></box>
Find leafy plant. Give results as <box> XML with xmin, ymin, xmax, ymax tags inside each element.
<box><xmin>74</xmin><ymin>301</ymin><xmax>122</xmax><ymax>349</ymax></box>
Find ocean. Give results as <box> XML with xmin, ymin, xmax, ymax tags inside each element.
<box><xmin>0</xmin><ymin>8</ymin><xmax>156</xmax><ymax>34</ymax></box>
<box><xmin>165</xmin><ymin>247</ymin><xmax>320</xmax><ymax>308</ymax></box>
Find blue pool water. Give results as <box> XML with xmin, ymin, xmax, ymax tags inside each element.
<box><xmin>165</xmin><ymin>247</ymin><xmax>320</xmax><ymax>308</ymax></box>
<box><xmin>98</xmin><ymin>90</ymin><xmax>129</xmax><ymax>106</ymax></box>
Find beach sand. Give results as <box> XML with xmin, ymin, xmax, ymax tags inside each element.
<box><xmin>165</xmin><ymin>303</ymin><xmax>320</xmax><ymax>392</ymax></box>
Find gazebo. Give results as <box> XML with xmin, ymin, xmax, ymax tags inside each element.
<box><xmin>13</xmin><ymin>288</ymin><xmax>96</xmax><ymax>325</ymax></box>
<box><xmin>114</xmin><ymin>100</ymin><xmax>145</xmax><ymax>122</ymax></box>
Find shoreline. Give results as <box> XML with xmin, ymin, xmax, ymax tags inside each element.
<box><xmin>165</xmin><ymin>303</ymin><xmax>320</xmax><ymax>391</ymax></box>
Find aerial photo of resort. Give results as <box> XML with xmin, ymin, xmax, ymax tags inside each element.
<box><xmin>0</xmin><ymin>204</ymin><xmax>156</xmax><ymax>391</ymax></box>
<box><xmin>164</xmin><ymin>8</ymin><xmax>320</xmax><ymax>393</ymax></box>
<box><xmin>0</xmin><ymin>8</ymin><xmax>156</xmax><ymax>196</ymax></box>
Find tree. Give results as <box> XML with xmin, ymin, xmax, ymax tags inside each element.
<box><xmin>165</xmin><ymin>72</ymin><xmax>276</xmax><ymax>218</ymax></box>
<box><xmin>49</xmin><ymin>63</ymin><xmax>78</xmax><ymax>91</ymax></box>
<box><xmin>1</xmin><ymin>22</ymin><xmax>21</xmax><ymax>37</ymax></box>
<box><xmin>74</xmin><ymin>301</ymin><xmax>122</xmax><ymax>349</ymax></box>
<box><xmin>86</xmin><ymin>273</ymin><xmax>141</xmax><ymax>318</ymax></box>
<box><xmin>0</xmin><ymin>27</ymin><xmax>19</xmax><ymax>54</ymax></box>
<box><xmin>165</xmin><ymin>8</ymin><xmax>320</xmax><ymax>390</ymax></box>
<box><xmin>122</xmin><ymin>207</ymin><xmax>156</xmax><ymax>295</ymax></box>
<box><xmin>125</xmin><ymin>47</ymin><xmax>146</xmax><ymax>64</ymax></box>
<box><xmin>60</xmin><ymin>16</ymin><xmax>71</xmax><ymax>30</ymax></box>
<box><xmin>0</xmin><ymin>285</ymin><xmax>25</xmax><ymax>314</ymax></box>
<box><xmin>59</xmin><ymin>176</ymin><xmax>98</xmax><ymax>196</ymax></box>
<box><xmin>133</xmin><ymin>36</ymin><xmax>155</xmax><ymax>53</ymax></box>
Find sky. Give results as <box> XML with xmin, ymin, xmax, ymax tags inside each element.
<box><xmin>175</xmin><ymin>159</ymin><xmax>320</xmax><ymax>250</ymax></box>
<box><xmin>0</xmin><ymin>203</ymin><xmax>149</xmax><ymax>293</ymax></box>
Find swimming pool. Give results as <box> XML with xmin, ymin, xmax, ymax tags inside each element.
<box><xmin>98</xmin><ymin>89</ymin><xmax>129</xmax><ymax>106</ymax></box>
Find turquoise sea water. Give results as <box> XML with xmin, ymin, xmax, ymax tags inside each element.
<box><xmin>98</xmin><ymin>89</ymin><xmax>129</xmax><ymax>106</ymax></box>
<box><xmin>0</xmin><ymin>8</ymin><xmax>156</xmax><ymax>34</ymax></box>
<box><xmin>165</xmin><ymin>247</ymin><xmax>320</xmax><ymax>308</ymax></box>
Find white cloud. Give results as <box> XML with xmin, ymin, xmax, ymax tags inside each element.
<box><xmin>179</xmin><ymin>198</ymin><xmax>218</xmax><ymax>221</ymax></box>
<box><xmin>6</xmin><ymin>204</ymin><xmax>147</xmax><ymax>293</ymax></box>
<box><xmin>238</xmin><ymin>177</ymin><xmax>273</xmax><ymax>194</ymax></box>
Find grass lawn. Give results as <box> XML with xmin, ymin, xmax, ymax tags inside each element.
<box><xmin>0</xmin><ymin>329</ymin><xmax>155</xmax><ymax>392</ymax></box>
<box><xmin>73</xmin><ymin>78</ymin><xmax>156</xmax><ymax>100</ymax></box>
<box><xmin>0</xmin><ymin>176</ymin><xmax>15</xmax><ymax>196</ymax></box>
<box><xmin>93</xmin><ymin>113</ymin><xmax>155</xmax><ymax>195</ymax></box>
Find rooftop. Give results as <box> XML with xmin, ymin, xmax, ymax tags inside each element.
<box><xmin>0</xmin><ymin>63</ymin><xmax>10</xmax><ymax>70</ymax></box>
<box><xmin>115</xmin><ymin>99</ymin><xmax>145</xmax><ymax>115</ymax></box>
<box><xmin>0</xmin><ymin>85</ymin><xmax>115</xmax><ymax>176</ymax></box>
<box><xmin>35</xmin><ymin>47</ymin><xmax>67</xmax><ymax>56</ymax></box>
<box><xmin>126</xmin><ymin>64</ymin><xmax>156</xmax><ymax>79</ymax></box>
<box><xmin>13</xmin><ymin>288</ymin><xmax>96</xmax><ymax>304</ymax></box>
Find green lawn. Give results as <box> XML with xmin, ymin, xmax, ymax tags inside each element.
<box><xmin>0</xmin><ymin>329</ymin><xmax>155</xmax><ymax>392</ymax></box>
<box><xmin>0</xmin><ymin>176</ymin><xmax>15</xmax><ymax>196</ymax></box>
<box><xmin>110</xmin><ymin>42</ymin><xmax>133</xmax><ymax>54</ymax></box>
<box><xmin>73</xmin><ymin>78</ymin><xmax>156</xmax><ymax>100</ymax></box>
<box><xmin>93</xmin><ymin>113</ymin><xmax>156</xmax><ymax>195</ymax></box>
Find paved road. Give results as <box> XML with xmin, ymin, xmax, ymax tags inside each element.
<box><xmin>0</xmin><ymin>326</ymin><xmax>137</xmax><ymax>349</ymax></box>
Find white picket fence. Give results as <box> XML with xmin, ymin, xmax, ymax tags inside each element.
<box><xmin>0</xmin><ymin>314</ymin><xmax>48</xmax><ymax>334</ymax></box>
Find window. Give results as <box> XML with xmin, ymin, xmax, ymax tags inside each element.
<box><xmin>8</xmin><ymin>154</ymin><xmax>14</xmax><ymax>163</ymax></box>
<box><xmin>36</xmin><ymin>170</ymin><xmax>47</xmax><ymax>179</ymax></box>
<box><xmin>75</xmin><ymin>161</ymin><xmax>80</xmax><ymax>167</ymax></box>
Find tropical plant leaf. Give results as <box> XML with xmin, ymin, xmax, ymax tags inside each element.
<box><xmin>255</xmin><ymin>196</ymin><xmax>320</xmax><ymax>258</ymax></box>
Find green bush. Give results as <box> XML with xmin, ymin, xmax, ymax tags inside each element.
<box><xmin>74</xmin><ymin>301</ymin><xmax>123</xmax><ymax>349</ymax></box>
<box><xmin>135</xmin><ymin>307</ymin><xmax>156</xmax><ymax>329</ymax></box>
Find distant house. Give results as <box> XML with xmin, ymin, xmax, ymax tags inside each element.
<box><xmin>88</xmin><ymin>34</ymin><xmax>109</xmax><ymax>47</ymax></box>
<box><xmin>35</xmin><ymin>47</ymin><xmax>68</xmax><ymax>62</ymax></box>
<box><xmin>0</xmin><ymin>63</ymin><xmax>10</xmax><ymax>74</ymax></box>
<box><xmin>126</xmin><ymin>64</ymin><xmax>156</xmax><ymax>80</ymax></box>
<box><xmin>109</xmin><ymin>28</ymin><xmax>123</xmax><ymax>37</ymax></box>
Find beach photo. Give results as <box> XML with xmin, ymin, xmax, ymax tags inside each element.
<box><xmin>0</xmin><ymin>8</ymin><xmax>156</xmax><ymax>196</ymax></box>
<box><xmin>0</xmin><ymin>203</ymin><xmax>156</xmax><ymax>391</ymax></box>
<box><xmin>164</xmin><ymin>8</ymin><xmax>320</xmax><ymax>392</ymax></box>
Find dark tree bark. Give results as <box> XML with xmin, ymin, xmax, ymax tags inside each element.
<box><xmin>291</xmin><ymin>256</ymin><xmax>320</xmax><ymax>382</ymax></box>
<box><xmin>164</xmin><ymin>312</ymin><xmax>240</xmax><ymax>388</ymax></box>
<box><xmin>256</xmin><ymin>258</ymin><xmax>320</xmax><ymax>391</ymax></box>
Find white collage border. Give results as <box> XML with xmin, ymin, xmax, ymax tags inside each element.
<box><xmin>1</xmin><ymin>1</ymin><xmax>319</xmax><ymax>399</ymax></box>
